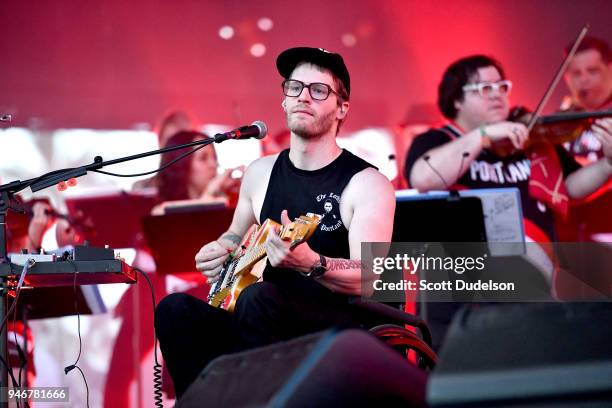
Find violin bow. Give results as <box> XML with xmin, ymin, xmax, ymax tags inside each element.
<box><xmin>526</xmin><ymin>24</ymin><xmax>590</xmax><ymax>132</ymax></box>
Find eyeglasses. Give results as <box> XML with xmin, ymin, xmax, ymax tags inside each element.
<box><xmin>462</xmin><ymin>80</ymin><xmax>513</xmax><ymax>97</ymax></box>
<box><xmin>282</xmin><ymin>79</ymin><xmax>338</xmax><ymax>101</ymax></box>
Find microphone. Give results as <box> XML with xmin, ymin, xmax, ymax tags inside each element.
<box><xmin>214</xmin><ymin>121</ymin><xmax>267</xmax><ymax>143</ymax></box>
<box><xmin>0</xmin><ymin>114</ymin><xmax>12</xmax><ymax>122</ymax></box>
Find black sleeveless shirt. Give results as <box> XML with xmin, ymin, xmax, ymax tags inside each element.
<box><xmin>260</xmin><ymin>148</ymin><xmax>375</xmax><ymax>299</ymax></box>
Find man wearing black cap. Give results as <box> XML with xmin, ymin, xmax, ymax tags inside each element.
<box><xmin>154</xmin><ymin>47</ymin><xmax>397</xmax><ymax>398</ymax></box>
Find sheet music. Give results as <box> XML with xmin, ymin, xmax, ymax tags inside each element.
<box><xmin>459</xmin><ymin>189</ymin><xmax>523</xmax><ymax>241</ymax></box>
<box><xmin>395</xmin><ymin>188</ymin><xmax>525</xmax><ymax>255</ymax></box>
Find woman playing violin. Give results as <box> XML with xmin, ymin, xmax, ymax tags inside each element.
<box><xmin>404</xmin><ymin>54</ymin><xmax>612</xmax><ymax>352</ymax></box>
<box><xmin>150</xmin><ymin>130</ymin><xmax>242</xmax><ymax>215</ymax></box>
<box><xmin>405</xmin><ymin>55</ymin><xmax>612</xmax><ymax>242</ymax></box>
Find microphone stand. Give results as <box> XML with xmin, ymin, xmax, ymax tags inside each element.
<box><xmin>0</xmin><ymin>131</ymin><xmax>227</xmax><ymax>403</ymax></box>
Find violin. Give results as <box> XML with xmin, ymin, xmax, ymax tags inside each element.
<box><xmin>491</xmin><ymin>107</ymin><xmax>612</xmax><ymax>157</ymax></box>
<box><xmin>490</xmin><ymin>24</ymin><xmax>611</xmax><ymax>158</ymax></box>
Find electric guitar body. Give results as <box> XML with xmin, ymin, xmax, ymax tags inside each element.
<box><xmin>207</xmin><ymin>213</ymin><xmax>321</xmax><ymax>312</ymax></box>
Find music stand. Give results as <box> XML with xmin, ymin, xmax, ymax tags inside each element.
<box><xmin>393</xmin><ymin>190</ymin><xmax>550</xmax><ymax>351</ymax></box>
<box><xmin>65</xmin><ymin>190</ymin><xmax>157</xmax><ymax>248</ymax></box>
<box><xmin>392</xmin><ymin>192</ymin><xmax>487</xmax><ymax>351</ymax></box>
<box><xmin>142</xmin><ymin>205</ymin><xmax>235</xmax><ymax>274</ymax></box>
<box><xmin>393</xmin><ymin>192</ymin><xmax>487</xmax><ymax>242</ymax></box>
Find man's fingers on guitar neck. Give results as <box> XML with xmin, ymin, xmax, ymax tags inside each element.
<box><xmin>201</xmin><ymin>265</ymin><xmax>222</xmax><ymax>278</ymax></box>
<box><xmin>197</xmin><ymin>260</ymin><xmax>224</xmax><ymax>274</ymax></box>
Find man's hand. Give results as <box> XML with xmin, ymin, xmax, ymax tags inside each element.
<box><xmin>482</xmin><ymin>121</ymin><xmax>529</xmax><ymax>149</ymax></box>
<box><xmin>592</xmin><ymin>118</ymin><xmax>612</xmax><ymax>165</ymax></box>
<box><xmin>195</xmin><ymin>239</ymin><xmax>238</xmax><ymax>283</ymax></box>
<box><xmin>265</xmin><ymin>210</ymin><xmax>318</xmax><ymax>273</ymax></box>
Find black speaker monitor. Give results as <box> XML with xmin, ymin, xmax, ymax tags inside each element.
<box><xmin>177</xmin><ymin>329</ymin><xmax>428</xmax><ymax>407</ymax></box>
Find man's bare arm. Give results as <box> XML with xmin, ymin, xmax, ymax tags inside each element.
<box><xmin>195</xmin><ymin>158</ymin><xmax>266</xmax><ymax>279</ymax></box>
<box><xmin>316</xmin><ymin>168</ymin><xmax>396</xmax><ymax>295</ymax></box>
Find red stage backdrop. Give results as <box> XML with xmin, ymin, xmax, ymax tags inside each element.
<box><xmin>1</xmin><ymin>0</ymin><xmax>611</xmax><ymax>134</ymax></box>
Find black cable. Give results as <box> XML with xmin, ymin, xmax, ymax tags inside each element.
<box><xmin>18</xmin><ymin>358</ymin><xmax>27</xmax><ymax>408</ymax></box>
<box><xmin>17</xmin><ymin>315</ymin><xmax>27</xmax><ymax>401</ymax></box>
<box><xmin>63</xmin><ymin>262</ymin><xmax>89</xmax><ymax>408</ymax></box>
<box><xmin>11</xmin><ymin>302</ymin><xmax>26</xmax><ymax>408</ymax></box>
<box><xmin>15</xmin><ymin>315</ymin><xmax>33</xmax><ymax>408</ymax></box>
<box><xmin>71</xmin><ymin>366</ymin><xmax>90</xmax><ymax>406</ymax></box>
<box><xmin>12</xmin><ymin>298</ymin><xmax>28</xmax><ymax>387</ymax></box>
<box><xmin>91</xmin><ymin>143</ymin><xmax>208</xmax><ymax>178</ymax></box>
<box><xmin>133</xmin><ymin>267</ymin><xmax>163</xmax><ymax>408</ymax></box>
<box><xmin>0</xmin><ymin>351</ymin><xmax>17</xmax><ymax>386</ymax></box>
<box><xmin>0</xmin><ymin>262</ymin><xmax>31</xmax><ymax>335</ymax></box>
<box><xmin>13</xmin><ymin>315</ymin><xmax>27</xmax><ymax>372</ymax></box>
<box><xmin>422</xmin><ymin>155</ymin><xmax>450</xmax><ymax>190</ymax></box>
<box><xmin>0</xmin><ymin>296</ymin><xmax>19</xmax><ymax>393</ymax></box>
<box><xmin>0</xmin><ymin>354</ymin><xmax>22</xmax><ymax>405</ymax></box>
<box><xmin>0</xmin><ymin>299</ymin><xmax>18</xmax><ymax>337</ymax></box>
<box><xmin>0</xmin><ymin>261</ymin><xmax>32</xmax><ymax>408</ymax></box>
<box><xmin>6</xmin><ymin>308</ymin><xmax>19</xmax><ymax>408</ymax></box>
<box><xmin>13</xmin><ymin>298</ymin><xmax>29</xmax><ymax>400</ymax></box>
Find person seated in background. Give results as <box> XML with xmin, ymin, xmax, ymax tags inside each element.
<box><xmin>133</xmin><ymin>110</ymin><xmax>197</xmax><ymax>191</ymax></box>
<box><xmin>405</xmin><ymin>54</ymin><xmax>612</xmax><ymax>243</ymax></box>
<box><xmin>150</xmin><ymin>130</ymin><xmax>242</xmax><ymax>214</ymax></box>
<box><xmin>560</xmin><ymin>36</ymin><xmax>612</xmax><ymax>164</ymax></box>
<box><xmin>404</xmin><ymin>54</ymin><xmax>612</xmax><ymax>351</ymax></box>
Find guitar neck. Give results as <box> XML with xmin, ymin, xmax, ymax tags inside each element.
<box><xmin>233</xmin><ymin>215</ymin><xmax>320</xmax><ymax>276</ymax></box>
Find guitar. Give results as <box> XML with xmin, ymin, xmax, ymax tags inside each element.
<box><xmin>207</xmin><ymin>213</ymin><xmax>321</xmax><ymax>311</ymax></box>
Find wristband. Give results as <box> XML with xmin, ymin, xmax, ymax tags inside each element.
<box><xmin>479</xmin><ymin>126</ymin><xmax>491</xmax><ymax>149</ymax></box>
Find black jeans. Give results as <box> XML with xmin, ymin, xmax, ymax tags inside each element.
<box><xmin>154</xmin><ymin>281</ymin><xmax>378</xmax><ymax>398</ymax></box>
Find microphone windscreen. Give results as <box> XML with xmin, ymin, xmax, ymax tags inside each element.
<box><xmin>251</xmin><ymin>121</ymin><xmax>268</xmax><ymax>139</ymax></box>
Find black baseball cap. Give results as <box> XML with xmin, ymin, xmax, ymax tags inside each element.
<box><xmin>276</xmin><ymin>47</ymin><xmax>350</xmax><ymax>97</ymax></box>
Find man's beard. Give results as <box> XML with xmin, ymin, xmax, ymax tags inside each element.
<box><xmin>286</xmin><ymin>108</ymin><xmax>336</xmax><ymax>139</ymax></box>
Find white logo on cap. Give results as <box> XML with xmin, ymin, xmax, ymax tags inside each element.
<box><xmin>318</xmin><ymin>48</ymin><xmax>330</xmax><ymax>53</ymax></box>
